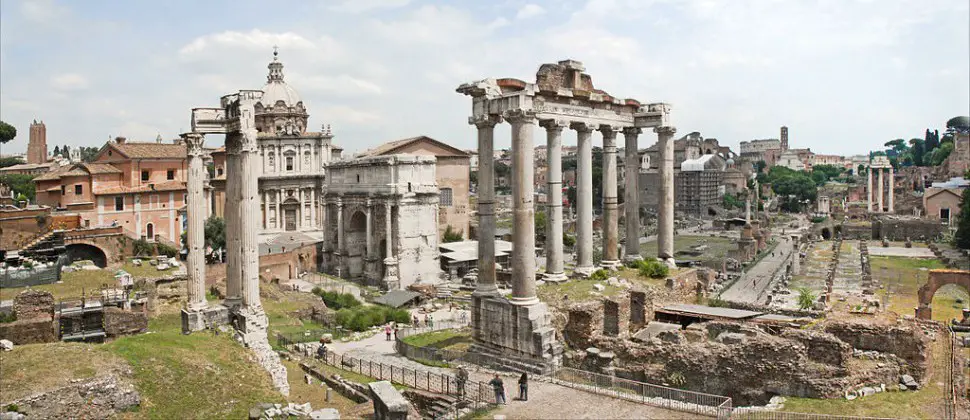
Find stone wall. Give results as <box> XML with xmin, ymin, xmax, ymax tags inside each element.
<box><xmin>0</xmin><ymin>207</ymin><xmax>50</xmax><ymax>251</ymax></box>
<box><xmin>823</xmin><ymin>320</ymin><xmax>931</xmax><ymax>380</ymax></box>
<box><xmin>0</xmin><ymin>317</ymin><xmax>57</xmax><ymax>344</ymax></box>
<box><xmin>871</xmin><ymin>216</ymin><xmax>947</xmax><ymax>241</ymax></box>
<box><xmin>103</xmin><ymin>307</ymin><xmax>148</xmax><ymax>337</ymax></box>
<box><xmin>13</xmin><ymin>290</ymin><xmax>55</xmax><ymax>320</ymax></box>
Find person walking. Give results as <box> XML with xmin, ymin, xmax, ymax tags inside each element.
<box><xmin>489</xmin><ymin>374</ymin><xmax>506</xmax><ymax>405</ymax></box>
<box><xmin>517</xmin><ymin>373</ymin><xmax>528</xmax><ymax>401</ymax></box>
<box><xmin>456</xmin><ymin>367</ymin><xmax>469</xmax><ymax>400</ymax></box>
<box><xmin>393</xmin><ymin>325</ymin><xmax>399</xmax><ymax>340</ymax></box>
<box><xmin>412</xmin><ymin>315</ymin><xmax>420</xmax><ymax>326</ymax></box>
<box><xmin>384</xmin><ymin>324</ymin><xmax>392</xmax><ymax>341</ymax></box>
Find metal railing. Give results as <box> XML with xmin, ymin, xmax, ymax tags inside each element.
<box><xmin>275</xmin><ymin>328</ymin><xmax>350</xmax><ymax>348</ymax></box>
<box><xmin>548</xmin><ymin>367</ymin><xmax>733</xmax><ymax>419</ymax></box>
<box><xmin>731</xmin><ymin>410</ymin><xmax>895</xmax><ymax>420</ymax></box>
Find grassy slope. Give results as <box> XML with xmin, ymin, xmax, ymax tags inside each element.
<box><xmin>106</xmin><ymin>314</ymin><xmax>283</xmax><ymax>419</ymax></box>
<box><xmin>872</xmin><ymin>256</ymin><xmax>967</xmax><ymax>322</ymax></box>
<box><xmin>783</xmin><ymin>337</ymin><xmax>950</xmax><ymax>419</ymax></box>
<box><xmin>0</xmin><ymin>262</ymin><xmax>176</xmax><ymax>301</ymax></box>
<box><xmin>401</xmin><ymin>328</ymin><xmax>473</xmax><ymax>352</ymax></box>
<box><xmin>0</xmin><ymin>342</ymin><xmax>126</xmax><ymax>403</ymax></box>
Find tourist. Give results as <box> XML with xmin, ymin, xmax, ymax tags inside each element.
<box><xmin>393</xmin><ymin>325</ymin><xmax>400</xmax><ymax>339</ymax></box>
<box><xmin>456</xmin><ymin>367</ymin><xmax>469</xmax><ymax>399</ymax></box>
<box><xmin>424</xmin><ymin>314</ymin><xmax>430</xmax><ymax>327</ymax></box>
<box><xmin>428</xmin><ymin>315</ymin><xmax>434</xmax><ymax>328</ymax></box>
<box><xmin>413</xmin><ymin>315</ymin><xmax>420</xmax><ymax>326</ymax></box>
<box><xmin>384</xmin><ymin>324</ymin><xmax>392</xmax><ymax>341</ymax></box>
<box><xmin>489</xmin><ymin>374</ymin><xmax>506</xmax><ymax>405</ymax></box>
<box><xmin>518</xmin><ymin>373</ymin><xmax>528</xmax><ymax>401</ymax></box>
<box><xmin>316</xmin><ymin>343</ymin><xmax>328</xmax><ymax>361</ymax></box>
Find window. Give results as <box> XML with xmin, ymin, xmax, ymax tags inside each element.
<box><xmin>941</xmin><ymin>208</ymin><xmax>950</xmax><ymax>222</ymax></box>
<box><xmin>74</xmin><ymin>184</ymin><xmax>82</xmax><ymax>195</ymax></box>
<box><xmin>286</xmin><ymin>156</ymin><xmax>294</xmax><ymax>171</ymax></box>
<box><xmin>141</xmin><ymin>170</ymin><xmax>150</xmax><ymax>181</ymax></box>
<box><xmin>115</xmin><ymin>196</ymin><xmax>124</xmax><ymax>211</ymax></box>
<box><xmin>440</xmin><ymin>188</ymin><xmax>453</xmax><ymax>207</ymax></box>
<box><xmin>60</xmin><ymin>185</ymin><xmax>66</xmax><ymax>195</ymax></box>
<box><xmin>167</xmin><ymin>169</ymin><xmax>175</xmax><ymax>180</ymax></box>
<box><xmin>217</xmin><ymin>167</ymin><xmax>224</xmax><ymax>176</ymax></box>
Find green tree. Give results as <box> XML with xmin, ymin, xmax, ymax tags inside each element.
<box><xmin>80</xmin><ymin>146</ymin><xmax>100</xmax><ymax>162</ymax></box>
<box><xmin>884</xmin><ymin>139</ymin><xmax>908</xmax><ymax>154</ymax></box>
<box><xmin>925</xmin><ymin>129</ymin><xmax>939</xmax><ymax>154</ymax></box>
<box><xmin>0</xmin><ymin>157</ymin><xmax>24</xmax><ymax>168</ymax></box>
<box><xmin>929</xmin><ymin>142</ymin><xmax>954</xmax><ymax>166</ymax></box>
<box><xmin>955</xmin><ymin>187</ymin><xmax>970</xmax><ymax>250</ymax></box>
<box><xmin>204</xmin><ymin>216</ymin><xmax>227</xmax><ymax>249</ymax></box>
<box><xmin>534</xmin><ymin>210</ymin><xmax>547</xmax><ymax>242</ymax></box>
<box><xmin>909</xmin><ymin>138</ymin><xmax>925</xmax><ymax>166</ymax></box>
<box><xmin>754</xmin><ymin>160</ymin><xmax>767</xmax><ymax>174</ymax></box>
<box><xmin>0</xmin><ymin>121</ymin><xmax>16</xmax><ymax>144</ymax></box>
<box><xmin>0</xmin><ymin>174</ymin><xmax>36</xmax><ymax>201</ymax></box>
<box><xmin>52</xmin><ymin>145</ymin><xmax>61</xmax><ymax>157</ymax></box>
<box><xmin>442</xmin><ymin>225</ymin><xmax>463</xmax><ymax>243</ymax></box>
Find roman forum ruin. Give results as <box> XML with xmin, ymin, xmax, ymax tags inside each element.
<box><xmin>456</xmin><ymin>59</ymin><xmax>674</xmax><ymax>368</ymax></box>
<box><xmin>867</xmin><ymin>155</ymin><xmax>895</xmax><ymax>213</ymax></box>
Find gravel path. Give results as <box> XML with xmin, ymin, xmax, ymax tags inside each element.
<box><xmin>719</xmin><ymin>238</ymin><xmax>794</xmax><ymax>304</ymax></box>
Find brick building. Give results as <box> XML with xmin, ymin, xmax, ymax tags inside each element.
<box><xmin>26</xmin><ymin>120</ymin><xmax>48</xmax><ymax>165</ymax></box>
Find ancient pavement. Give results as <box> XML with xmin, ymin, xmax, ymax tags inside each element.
<box><xmin>327</xmin><ymin>309</ymin><xmax>695</xmax><ymax>419</ymax></box>
<box><xmin>719</xmin><ymin>233</ymin><xmax>796</xmax><ymax>305</ymax></box>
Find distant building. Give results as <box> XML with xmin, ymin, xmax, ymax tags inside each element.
<box><xmin>776</xmin><ymin>149</ymin><xmax>807</xmax><ymax>171</ymax></box>
<box><xmin>27</xmin><ymin>120</ymin><xmax>48</xmax><ymax>165</ymax></box>
<box><xmin>358</xmin><ymin>136</ymin><xmax>471</xmax><ymax>240</ymax></box>
<box><xmin>643</xmin><ymin>131</ymin><xmax>730</xmax><ymax>170</ymax></box>
<box><xmin>924</xmin><ymin>177</ymin><xmax>969</xmax><ymax>223</ymax></box>
<box><xmin>641</xmin><ymin>154</ymin><xmax>726</xmax><ymax>218</ymax></box>
<box><xmin>33</xmin><ymin>137</ymin><xmax>189</xmax><ymax>246</ymax></box>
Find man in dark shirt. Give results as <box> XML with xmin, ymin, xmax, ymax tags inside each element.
<box><xmin>489</xmin><ymin>374</ymin><xmax>506</xmax><ymax>404</ymax></box>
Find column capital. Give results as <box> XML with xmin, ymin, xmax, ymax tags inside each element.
<box><xmin>469</xmin><ymin>114</ymin><xmax>503</xmax><ymax>128</ymax></box>
<box><xmin>182</xmin><ymin>132</ymin><xmax>206</xmax><ymax>157</ymax></box>
<box><xmin>503</xmin><ymin>109</ymin><xmax>537</xmax><ymax>124</ymax></box>
<box><xmin>654</xmin><ymin>126</ymin><xmax>677</xmax><ymax>136</ymax></box>
<box><xmin>570</xmin><ymin>121</ymin><xmax>596</xmax><ymax>133</ymax></box>
<box><xmin>365</xmin><ymin>198</ymin><xmax>372</xmax><ymax>208</ymax></box>
<box><xmin>539</xmin><ymin>119</ymin><xmax>568</xmax><ymax>132</ymax></box>
<box><xmin>599</xmin><ymin>125</ymin><xmax>620</xmax><ymax>139</ymax></box>
<box><xmin>335</xmin><ymin>197</ymin><xmax>343</xmax><ymax>208</ymax></box>
<box><xmin>622</xmin><ymin>126</ymin><xmax>642</xmax><ymax>136</ymax></box>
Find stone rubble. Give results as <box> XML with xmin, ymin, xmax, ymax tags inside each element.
<box><xmin>0</xmin><ymin>339</ymin><xmax>13</xmax><ymax>351</ymax></box>
<box><xmin>237</xmin><ymin>310</ymin><xmax>291</xmax><ymax>396</ymax></box>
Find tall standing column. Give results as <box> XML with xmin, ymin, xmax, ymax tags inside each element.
<box><xmin>507</xmin><ymin>110</ymin><xmax>539</xmax><ymax>306</ymax></box>
<box><xmin>239</xmin><ymin>130</ymin><xmax>262</xmax><ymax>309</ymax></box>
<box><xmin>310</xmin><ymin>188</ymin><xmax>317</xmax><ymax>228</ymax></box>
<box><xmin>867</xmin><ymin>166</ymin><xmax>873</xmax><ymax>212</ymax></box>
<box><xmin>472</xmin><ymin>114</ymin><xmax>502</xmax><ymax>295</ymax></box>
<box><xmin>224</xmin><ymin>139</ymin><xmax>242</xmax><ymax>307</ymax></box>
<box><xmin>298</xmin><ymin>188</ymin><xmax>304</xmax><ymax>230</ymax></box>
<box><xmin>877</xmin><ymin>168</ymin><xmax>884</xmax><ymax>213</ymax></box>
<box><xmin>275</xmin><ymin>190</ymin><xmax>282</xmax><ymax>230</ymax></box>
<box><xmin>183</xmin><ymin>133</ymin><xmax>207</xmax><ymax>317</ymax></box>
<box><xmin>887</xmin><ymin>166</ymin><xmax>894</xmax><ymax>213</ymax></box>
<box><xmin>623</xmin><ymin>128</ymin><xmax>642</xmax><ymax>263</ymax></box>
<box><xmin>573</xmin><ymin>122</ymin><xmax>595</xmax><ymax>276</ymax></box>
<box><xmin>365</xmin><ymin>200</ymin><xmax>374</xmax><ymax>258</ymax></box>
<box><xmin>263</xmin><ymin>191</ymin><xmax>270</xmax><ymax>229</ymax></box>
<box><xmin>600</xmin><ymin>125</ymin><xmax>620</xmax><ymax>270</ymax></box>
<box><xmin>542</xmin><ymin>119</ymin><xmax>567</xmax><ymax>282</ymax></box>
<box><xmin>382</xmin><ymin>202</ymin><xmax>399</xmax><ymax>288</ymax></box>
<box><xmin>656</xmin><ymin>126</ymin><xmax>677</xmax><ymax>268</ymax></box>
<box><xmin>336</xmin><ymin>198</ymin><xmax>345</xmax><ymax>275</ymax></box>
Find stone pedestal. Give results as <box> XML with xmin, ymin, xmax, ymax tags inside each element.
<box><xmin>470</xmin><ymin>294</ymin><xmax>562</xmax><ymax>374</ymax></box>
<box><xmin>181</xmin><ymin>305</ymin><xmax>229</xmax><ymax>333</ymax></box>
<box><xmin>383</xmin><ymin>257</ymin><xmax>400</xmax><ymax>291</ymax></box>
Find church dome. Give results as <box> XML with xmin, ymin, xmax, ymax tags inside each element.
<box><xmin>257</xmin><ymin>50</ymin><xmax>303</xmax><ymax>110</ymax></box>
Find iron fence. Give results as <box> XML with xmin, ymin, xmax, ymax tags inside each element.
<box><xmin>731</xmin><ymin>410</ymin><xmax>895</xmax><ymax>420</ymax></box>
<box><xmin>549</xmin><ymin>367</ymin><xmax>733</xmax><ymax>419</ymax></box>
<box><xmin>276</xmin><ymin>328</ymin><xmax>350</xmax><ymax>348</ymax></box>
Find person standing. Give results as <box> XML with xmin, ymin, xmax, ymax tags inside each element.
<box><xmin>518</xmin><ymin>373</ymin><xmax>528</xmax><ymax>401</ymax></box>
<box><xmin>384</xmin><ymin>324</ymin><xmax>392</xmax><ymax>341</ymax></box>
<box><xmin>456</xmin><ymin>367</ymin><xmax>469</xmax><ymax>400</ymax></box>
<box><xmin>393</xmin><ymin>325</ymin><xmax>399</xmax><ymax>340</ymax></box>
<box><xmin>489</xmin><ymin>374</ymin><xmax>506</xmax><ymax>405</ymax></box>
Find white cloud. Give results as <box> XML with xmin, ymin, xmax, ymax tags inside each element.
<box><xmin>516</xmin><ymin>4</ymin><xmax>546</xmax><ymax>19</ymax></box>
<box><xmin>319</xmin><ymin>105</ymin><xmax>381</xmax><ymax>124</ymax></box>
<box><xmin>328</xmin><ymin>0</ymin><xmax>411</xmax><ymax>14</ymax></box>
<box><xmin>50</xmin><ymin>73</ymin><xmax>89</xmax><ymax>91</ymax></box>
<box><xmin>300</xmin><ymin>74</ymin><xmax>384</xmax><ymax>96</ymax></box>
<box><xmin>20</xmin><ymin>0</ymin><xmax>69</xmax><ymax>23</ymax></box>
<box><xmin>179</xmin><ymin>30</ymin><xmax>316</xmax><ymax>56</ymax></box>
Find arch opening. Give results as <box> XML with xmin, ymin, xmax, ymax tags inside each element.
<box><xmin>65</xmin><ymin>243</ymin><xmax>108</xmax><ymax>268</ymax></box>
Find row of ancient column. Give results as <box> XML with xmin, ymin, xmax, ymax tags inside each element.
<box><xmin>183</xmin><ymin>127</ymin><xmax>264</xmax><ymax>322</ymax></box>
<box><xmin>866</xmin><ymin>166</ymin><xmax>894</xmax><ymax>213</ymax></box>
<box><xmin>472</xmin><ymin>110</ymin><xmax>676</xmax><ymax>306</ymax></box>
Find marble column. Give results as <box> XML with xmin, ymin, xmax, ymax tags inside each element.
<box><xmin>239</xmin><ymin>128</ymin><xmax>262</xmax><ymax>309</ymax></box>
<box><xmin>365</xmin><ymin>200</ymin><xmax>374</xmax><ymax>258</ymax></box>
<box><xmin>276</xmin><ymin>190</ymin><xmax>282</xmax><ymax>230</ymax></box>
<box><xmin>298</xmin><ymin>188</ymin><xmax>304</xmax><ymax>230</ymax></box>
<box><xmin>263</xmin><ymin>191</ymin><xmax>270</xmax><ymax>230</ymax></box>
<box><xmin>656</xmin><ymin>126</ymin><xmax>677</xmax><ymax>268</ymax></box>
<box><xmin>507</xmin><ymin>109</ymin><xmax>539</xmax><ymax>306</ymax></box>
<box><xmin>472</xmin><ymin>114</ymin><xmax>502</xmax><ymax>295</ymax></box>
<box><xmin>224</xmin><ymin>140</ymin><xmax>242</xmax><ymax>307</ymax></box>
<box><xmin>876</xmin><ymin>168</ymin><xmax>886</xmax><ymax>213</ymax></box>
<box><xmin>867</xmin><ymin>167</ymin><xmax>873</xmax><ymax>212</ymax></box>
<box><xmin>183</xmin><ymin>133</ymin><xmax>207</xmax><ymax>315</ymax></box>
<box><xmin>573</xmin><ymin>122</ymin><xmax>595</xmax><ymax>276</ymax></box>
<box><xmin>541</xmin><ymin>119</ymin><xmax>567</xmax><ymax>282</ymax></box>
<box><xmin>204</xmin><ymin>187</ymin><xmax>212</xmax><ymax>219</ymax></box>
<box><xmin>600</xmin><ymin>125</ymin><xmax>620</xmax><ymax>270</ymax></box>
<box><xmin>310</xmin><ymin>188</ymin><xmax>317</xmax><ymax>228</ymax></box>
<box><xmin>336</xmin><ymin>198</ymin><xmax>345</xmax><ymax>275</ymax></box>
<box><xmin>887</xmin><ymin>166</ymin><xmax>894</xmax><ymax>213</ymax></box>
<box><xmin>383</xmin><ymin>202</ymin><xmax>399</xmax><ymax>288</ymax></box>
<box><xmin>623</xmin><ymin>127</ymin><xmax>642</xmax><ymax>263</ymax></box>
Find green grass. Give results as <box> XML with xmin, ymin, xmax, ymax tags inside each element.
<box><xmin>640</xmin><ymin>235</ymin><xmax>735</xmax><ymax>265</ymax></box>
<box><xmin>872</xmin><ymin>256</ymin><xmax>967</xmax><ymax>322</ymax></box>
<box><xmin>782</xmin><ymin>337</ymin><xmax>950</xmax><ymax>419</ymax></box>
<box><xmin>401</xmin><ymin>328</ymin><xmax>473</xmax><ymax>352</ymax></box>
<box><xmin>0</xmin><ymin>342</ymin><xmax>125</xmax><ymax>403</ymax></box>
<box><xmin>104</xmin><ymin>314</ymin><xmax>283</xmax><ymax>419</ymax></box>
<box><xmin>0</xmin><ymin>261</ymin><xmax>178</xmax><ymax>301</ymax></box>
<box><xmin>537</xmin><ymin>279</ymin><xmax>621</xmax><ymax>304</ymax></box>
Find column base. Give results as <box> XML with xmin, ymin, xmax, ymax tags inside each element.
<box><xmin>573</xmin><ymin>265</ymin><xmax>596</xmax><ymax>278</ymax></box>
<box><xmin>509</xmin><ymin>296</ymin><xmax>540</xmax><ymax>306</ymax></box>
<box><xmin>660</xmin><ymin>257</ymin><xmax>677</xmax><ymax>269</ymax></box>
<box><xmin>472</xmin><ymin>284</ymin><xmax>501</xmax><ymax>296</ymax></box>
<box><xmin>181</xmin><ymin>305</ymin><xmax>229</xmax><ymax>334</ymax></box>
<box><xmin>542</xmin><ymin>271</ymin><xmax>568</xmax><ymax>283</ymax></box>
<box><xmin>600</xmin><ymin>260</ymin><xmax>622</xmax><ymax>271</ymax></box>
<box><xmin>223</xmin><ymin>297</ymin><xmax>242</xmax><ymax>310</ymax></box>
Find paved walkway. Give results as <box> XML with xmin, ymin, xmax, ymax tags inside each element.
<box><xmin>719</xmin><ymin>237</ymin><xmax>795</xmax><ymax>305</ymax></box>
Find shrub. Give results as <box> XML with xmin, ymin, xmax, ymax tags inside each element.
<box><xmin>156</xmin><ymin>242</ymin><xmax>177</xmax><ymax>258</ymax></box>
<box><xmin>334</xmin><ymin>305</ymin><xmax>410</xmax><ymax>331</ymax></box>
<box><xmin>0</xmin><ymin>312</ymin><xmax>16</xmax><ymax>323</ymax></box>
<box><xmin>636</xmin><ymin>258</ymin><xmax>669</xmax><ymax>278</ymax></box>
<box><xmin>442</xmin><ymin>225</ymin><xmax>463</xmax><ymax>243</ymax></box>
<box><xmin>589</xmin><ymin>268</ymin><xmax>609</xmax><ymax>281</ymax></box>
<box><xmin>133</xmin><ymin>239</ymin><xmax>154</xmax><ymax>256</ymax></box>
<box><xmin>810</xmin><ymin>216</ymin><xmax>827</xmax><ymax>224</ymax></box>
<box><xmin>312</xmin><ymin>288</ymin><xmax>361</xmax><ymax>310</ymax></box>
<box><xmin>796</xmin><ymin>287</ymin><xmax>817</xmax><ymax>310</ymax></box>
<box><xmin>563</xmin><ymin>233</ymin><xmax>576</xmax><ymax>248</ymax></box>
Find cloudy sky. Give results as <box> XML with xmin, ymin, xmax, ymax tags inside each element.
<box><xmin>1</xmin><ymin>0</ymin><xmax>967</xmax><ymax>157</ymax></box>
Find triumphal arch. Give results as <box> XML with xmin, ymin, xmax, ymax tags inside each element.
<box><xmin>457</xmin><ymin>59</ymin><xmax>673</xmax><ymax>370</ymax></box>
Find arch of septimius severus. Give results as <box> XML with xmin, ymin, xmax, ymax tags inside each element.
<box><xmin>457</xmin><ymin>59</ymin><xmax>674</xmax><ymax>369</ymax></box>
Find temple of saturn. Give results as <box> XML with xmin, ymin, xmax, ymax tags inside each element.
<box><xmin>456</xmin><ymin>59</ymin><xmax>673</xmax><ymax>369</ymax></box>
<box><xmin>867</xmin><ymin>155</ymin><xmax>894</xmax><ymax>213</ymax></box>
<box><xmin>181</xmin><ymin>90</ymin><xmax>289</xmax><ymax>394</ymax></box>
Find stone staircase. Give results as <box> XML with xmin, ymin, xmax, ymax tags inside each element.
<box><xmin>427</xmin><ymin>394</ymin><xmax>459</xmax><ymax>419</ymax></box>
<box><xmin>6</xmin><ymin>230</ymin><xmax>65</xmax><ymax>266</ymax></box>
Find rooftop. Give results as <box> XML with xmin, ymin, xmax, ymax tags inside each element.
<box><xmin>657</xmin><ymin>303</ymin><xmax>763</xmax><ymax>320</ymax></box>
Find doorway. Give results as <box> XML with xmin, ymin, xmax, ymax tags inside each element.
<box><xmin>285</xmin><ymin>209</ymin><xmax>297</xmax><ymax>231</ymax></box>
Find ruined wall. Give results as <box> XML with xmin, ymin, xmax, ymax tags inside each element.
<box><xmin>103</xmin><ymin>307</ymin><xmax>148</xmax><ymax>337</ymax></box>
<box><xmin>0</xmin><ymin>208</ymin><xmax>50</xmax><ymax>251</ymax></box>
<box><xmin>13</xmin><ymin>290</ymin><xmax>55</xmax><ymax>320</ymax></box>
<box><xmin>0</xmin><ymin>318</ymin><xmax>57</xmax><ymax>344</ymax></box>
<box><xmin>871</xmin><ymin>217</ymin><xmax>947</xmax><ymax>241</ymax></box>
<box><xmin>823</xmin><ymin>321</ymin><xmax>930</xmax><ymax>379</ymax></box>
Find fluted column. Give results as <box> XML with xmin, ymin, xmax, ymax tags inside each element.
<box><xmin>600</xmin><ymin>125</ymin><xmax>620</xmax><ymax>270</ymax></box>
<box><xmin>876</xmin><ymin>168</ymin><xmax>886</xmax><ymax>213</ymax></box>
<box><xmin>887</xmin><ymin>166</ymin><xmax>894</xmax><ymax>213</ymax></box>
<box><xmin>472</xmin><ymin>114</ymin><xmax>502</xmax><ymax>295</ymax></box>
<box><xmin>336</xmin><ymin>198</ymin><xmax>345</xmax><ymax>275</ymax></box>
<box><xmin>382</xmin><ymin>201</ymin><xmax>399</xmax><ymax>288</ymax></box>
<box><xmin>224</xmin><ymin>139</ymin><xmax>242</xmax><ymax>307</ymax></box>
<box><xmin>239</xmin><ymin>115</ymin><xmax>262</xmax><ymax>309</ymax></box>
<box><xmin>183</xmin><ymin>133</ymin><xmax>207</xmax><ymax>314</ymax></box>
<box><xmin>507</xmin><ymin>109</ymin><xmax>539</xmax><ymax>306</ymax></box>
<box><xmin>656</xmin><ymin>126</ymin><xmax>677</xmax><ymax>267</ymax></box>
<box><xmin>263</xmin><ymin>191</ymin><xmax>270</xmax><ymax>230</ymax></box>
<box><xmin>573</xmin><ymin>122</ymin><xmax>595</xmax><ymax>276</ymax></box>
<box><xmin>541</xmin><ymin>119</ymin><xmax>567</xmax><ymax>282</ymax></box>
<box><xmin>867</xmin><ymin>167</ymin><xmax>873</xmax><ymax>212</ymax></box>
<box><xmin>365</xmin><ymin>199</ymin><xmax>374</xmax><ymax>258</ymax></box>
<box><xmin>275</xmin><ymin>190</ymin><xmax>282</xmax><ymax>230</ymax></box>
<box><xmin>623</xmin><ymin>127</ymin><xmax>642</xmax><ymax>263</ymax></box>
<box><xmin>310</xmin><ymin>188</ymin><xmax>317</xmax><ymax>228</ymax></box>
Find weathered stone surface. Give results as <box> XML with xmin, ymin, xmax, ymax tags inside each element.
<box><xmin>104</xmin><ymin>307</ymin><xmax>148</xmax><ymax>337</ymax></box>
<box><xmin>12</xmin><ymin>290</ymin><xmax>54</xmax><ymax>320</ymax></box>
<box><xmin>0</xmin><ymin>317</ymin><xmax>56</xmax><ymax>345</ymax></box>
<box><xmin>0</xmin><ymin>339</ymin><xmax>12</xmax><ymax>351</ymax></box>
<box><xmin>370</xmin><ymin>381</ymin><xmax>409</xmax><ymax>420</ymax></box>
<box><xmin>7</xmin><ymin>375</ymin><xmax>139</xmax><ymax>419</ymax></box>
<box><xmin>472</xmin><ymin>294</ymin><xmax>561</xmax><ymax>369</ymax></box>
<box><xmin>823</xmin><ymin>321</ymin><xmax>930</xmax><ymax>379</ymax></box>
